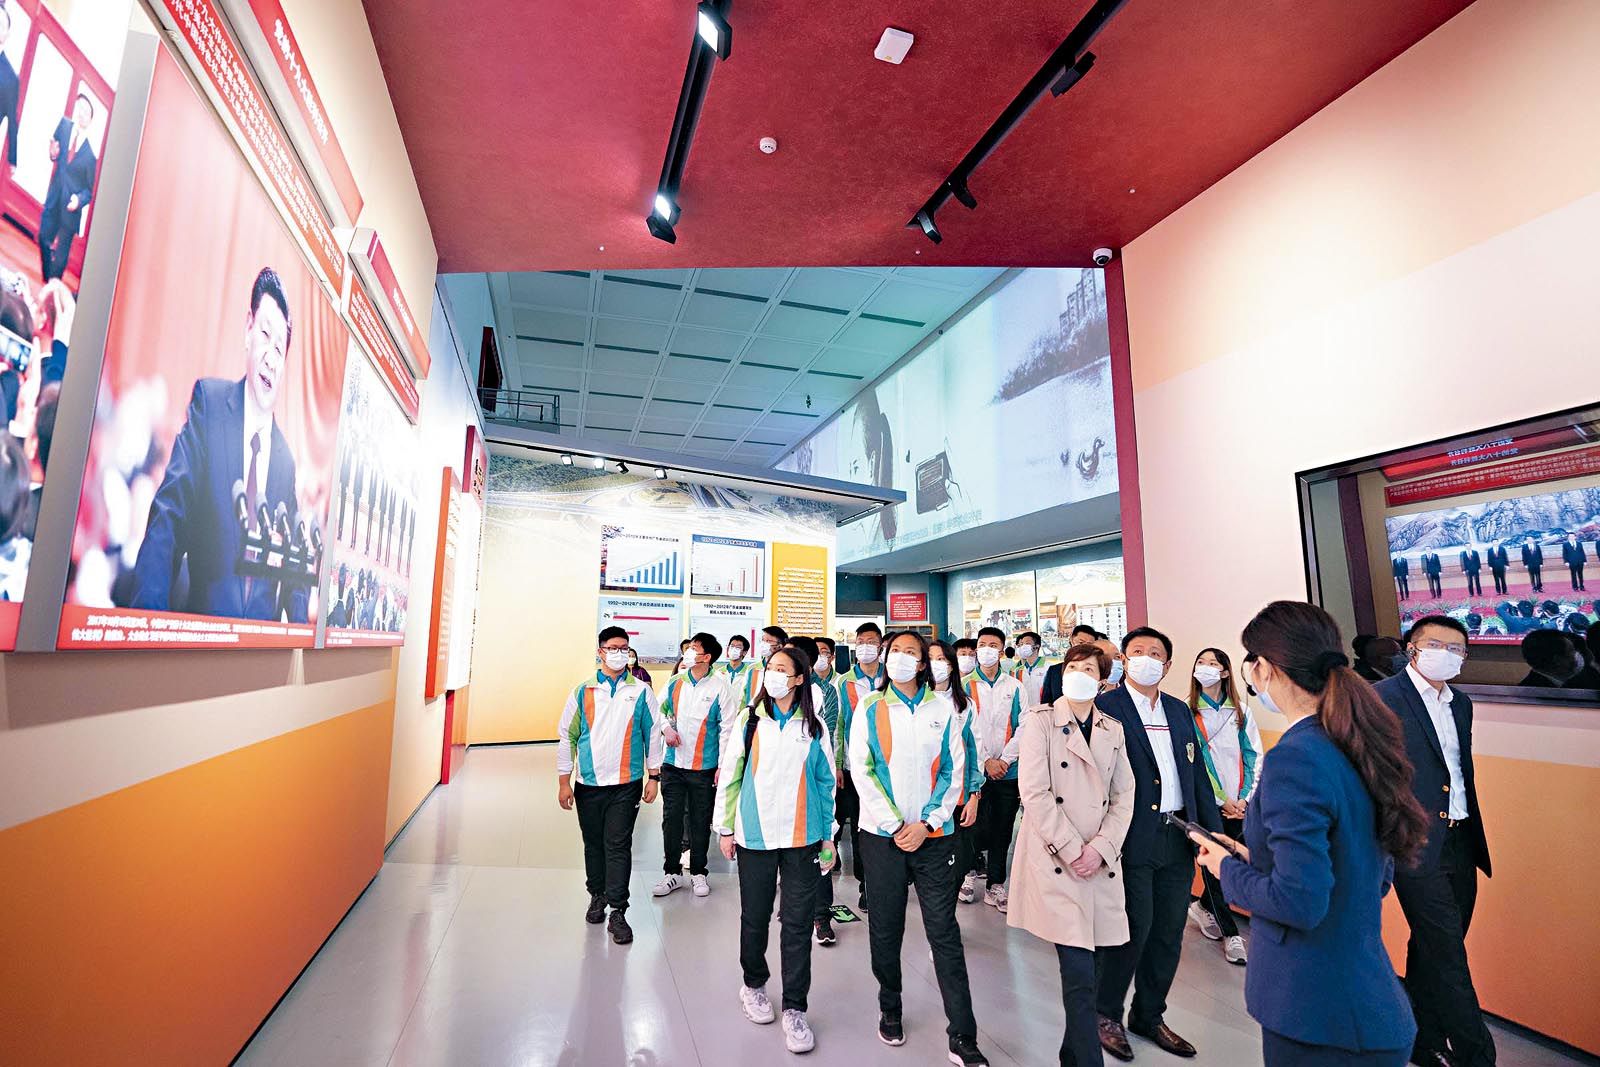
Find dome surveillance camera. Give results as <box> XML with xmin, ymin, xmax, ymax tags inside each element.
<box><xmin>1093</xmin><ymin>247</ymin><xmax>1114</xmax><ymax>266</ymax></box>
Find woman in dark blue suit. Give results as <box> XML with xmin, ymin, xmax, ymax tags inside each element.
<box><xmin>1191</xmin><ymin>602</ymin><xmax>1430</xmax><ymax>1067</ymax></box>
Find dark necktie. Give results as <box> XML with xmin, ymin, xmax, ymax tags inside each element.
<box><xmin>247</xmin><ymin>431</ymin><xmax>261</xmax><ymax>530</ymax></box>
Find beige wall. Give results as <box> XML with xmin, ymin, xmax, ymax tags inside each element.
<box><xmin>1121</xmin><ymin>0</ymin><xmax>1600</xmax><ymax>1051</ymax></box>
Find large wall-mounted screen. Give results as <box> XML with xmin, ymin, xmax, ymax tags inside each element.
<box><xmin>777</xmin><ymin>268</ymin><xmax>1115</xmax><ymax>566</ymax></box>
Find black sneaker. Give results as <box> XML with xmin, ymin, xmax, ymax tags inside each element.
<box><xmin>948</xmin><ymin>1035</ymin><xmax>989</xmax><ymax>1066</ymax></box>
<box><xmin>585</xmin><ymin>895</ymin><xmax>607</xmax><ymax>925</ymax></box>
<box><xmin>814</xmin><ymin>918</ymin><xmax>836</xmax><ymax>946</ymax></box>
<box><xmin>858</xmin><ymin>890</ymin><xmax>869</xmax><ymax>914</ymax></box>
<box><xmin>878</xmin><ymin>1011</ymin><xmax>904</xmax><ymax>1046</ymax></box>
<box><xmin>608</xmin><ymin>910</ymin><xmax>634</xmax><ymax>945</ymax></box>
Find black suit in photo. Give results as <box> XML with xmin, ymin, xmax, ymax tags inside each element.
<box><xmin>39</xmin><ymin>119</ymin><xmax>97</xmax><ymax>281</ymax></box>
<box><xmin>1521</xmin><ymin>542</ymin><xmax>1544</xmax><ymax>591</ymax></box>
<box><xmin>1374</xmin><ymin>674</ymin><xmax>1494</xmax><ymax>1067</ymax></box>
<box><xmin>1040</xmin><ymin>661</ymin><xmax>1065</xmax><ymax>706</ymax></box>
<box><xmin>1459</xmin><ymin>549</ymin><xmax>1483</xmax><ymax>597</ymax></box>
<box><xmin>1422</xmin><ymin>552</ymin><xmax>1444</xmax><ymax>598</ymax></box>
<box><xmin>1093</xmin><ymin>685</ymin><xmax>1220</xmax><ymax>1033</ymax></box>
<box><xmin>1562</xmin><ymin>540</ymin><xmax>1587</xmax><ymax>591</ymax></box>
<box><xmin>1485</xmin><ymin>546</ymin><xmax>1509</xmax><ymax>595</ymax></box>
<box><xmin>0</xmin><ymin>56</ymin><xmax>19</xmax><ymax>169</ymax></box>
<box><xmin>131</xmin><ymin>378</ymin><xmax>308</xmax><ymax>622</ymax></box>
<box><xmin>1393</xmin><ymin>556</ymin><xmax>1411</xmax><ymax>600</ymax></box>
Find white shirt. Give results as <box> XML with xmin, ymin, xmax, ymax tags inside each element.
<box><xmin>1013</xmin><ymin>656</ymin><xmax>1052</xmax><ymax>705</ymax></box>
<box><xmin>1130</xmin><ymin>686</ymin><xmax>1183</xmax><ymax>813</ymax></box>
<box><xmin>1407</xmin><ymin>665</ymin><xmax>1468</xmax><ymax>819</ymax></box>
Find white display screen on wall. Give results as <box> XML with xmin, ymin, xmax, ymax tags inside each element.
<box><xmin>778</xmin><ymin>268</ymin><xmax>1116</xmax><ymax>565</ymax></box>
<box><xmin>690</xmin><ymin>535</ymin><xmax>765</xmax><ymax>599</ymax></box>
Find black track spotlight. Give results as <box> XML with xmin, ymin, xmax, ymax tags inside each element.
<box><xmin>654</xmin><ymin>467</ymin><xmax>669</xmax><ymax>480</ymax></box>
<box><xmin>696</xmin><ymin>2</ymin><xmax>732</xmax><ymax>60</ymax></box>
<box><xmin>646</xmin><ymin>210</ymin><xmax>678</xmax><ymax>244</ymax></box>
<box><xmin>617</xmin><ymin>461</ymin><xmax>630</xmax><ymax>474</ymax></box>
<box><xmin>560</xmin><ymin>453</ymin><xmax>573</xmax><ymax>465</ymax></box>
<box><xmin>1051</xmin><ymin>51</ymin><xmax>1097</xmax><ymax>97</ymax></box>
<box><xmin>912</xmin><ymin>208</ymin><xmax>942</xmax><ymax>245</ymax></box>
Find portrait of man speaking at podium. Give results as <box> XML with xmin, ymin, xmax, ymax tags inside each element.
<box><xmin>131</xmin><ymin>267</ymin><xmax>311</xmax><ymax>623</ymax></box>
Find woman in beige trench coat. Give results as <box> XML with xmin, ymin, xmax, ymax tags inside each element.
<box><xmin>1008</xmin><ymin>643</ymin><xmax>1135</xmax><ymax>1067</ymax></box>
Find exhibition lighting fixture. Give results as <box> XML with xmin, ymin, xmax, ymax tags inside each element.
<box><xmin>592</xmin><ymin>457</ymin><xmax>607</xmax><ymax>470</ymax></box>
<box><xmin>617</xmin><ymin>462</ymin><xmax>630</xmax><ymax>474</ymax></box>
<box><xmin>560</xmin><ymin>453</ymin><xmax>573</xmax><ymax>465</ymax></box>
<box><xmin>655</xmin><ymin>468</ymin><xmax>669</xmax><ymax>480</ymax></box>
<box><xmin>645</xmin><ymin>0</ymin><xmax>732</xmax><ymax>243</ymax></box>
<box><xmin>906</xmin><ymin>0</ymin><xmax>1128</xmax><ymax>244</ymax></box>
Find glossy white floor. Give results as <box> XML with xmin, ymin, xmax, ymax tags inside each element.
<box><xmin>240</xmin><ymin>745</ymin><xmax>1577</xmax><ymax>1067</ymax></box>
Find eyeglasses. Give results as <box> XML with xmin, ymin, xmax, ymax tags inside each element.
<box><xmin>1414</xmin><ymin>638</ymin><xmax>1469</xmax><ymax>658</ymax></box>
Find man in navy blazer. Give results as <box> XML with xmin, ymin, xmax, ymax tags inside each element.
<box><xmin>1422</xmin><ymin>552</ymin><xmax>1444</xmax><ymax>598</ymax></box>
<box><xmin>38</xmin><ymin>94</ymin><xmax>98</xmax><ymax>282</ymax></box>
<box><xmin>1484</xmin><ymin>545</ymin><xmax>1510</xmax><ymax>596</ymax></box>
<box><xmin>1458</xmin><ymin>548</ymin><xmax>1483</xmax><ymax>598</ymax></box>
<box><xmin>1376</xmin><ymin>616</ymin><xmax>1494</xmax><ymax>1067</ymax></box>
<box><xmin>131</xmin><ymin>268</ymin><xmax>309</xmax><ymax>623</ymax></box>
<box><xmin>1093</xmin><ymin>626</ymin><xmax>1220</xmax><ymax>1061</ymax></box>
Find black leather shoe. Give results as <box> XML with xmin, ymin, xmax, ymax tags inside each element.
<box><xmin>585</xmin><ymin>895</ymin><xmax>606</xmax><ymax>924</ymax></box>
<box><xmin>1099</xmin><ymin>1017</ymin><xmax>1134</xmax><ymax>1062</ymax></box>
<box><xmin>948</xmin><ymin>1034</ymin><xmax>990</xmax><ymax>1065</ymax></box>
<box><xmin>878</xmin><ymin>1011</ymin><xmax>905</xmax><ymax>1046</ymax></box>
<box><xmin>814</xmin><ymin>918</ymin><xmax>836</xmax><ymax>945</ymax></box>
<box><xmin>1129</xmin><ymin>1021</ymin><xmax>1197</xmax><ymax>1058</ymax></box>
<box><xmin>607</xmin><ymin>910</ymin><xmax>633</xmax><ymax>945</ymax></box>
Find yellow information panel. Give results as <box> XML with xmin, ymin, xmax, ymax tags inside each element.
<box><xmin>771</xmin><ymin>543</ymin><xmax>828</xmax><ymax>637</ymax></box>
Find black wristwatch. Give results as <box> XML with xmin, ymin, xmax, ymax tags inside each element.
<box><xmin>922</xmin><ymin>820</ymin><xmax>937</xmax><ymax>835</ymax></box>
<box><xmin>648</xmin><ymin>772</ymin><xmax>661</xmax><ymax>782</ymax></box>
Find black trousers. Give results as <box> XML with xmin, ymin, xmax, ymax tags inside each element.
<box><xmin>1526</xmin><ymin>565</ymin><xmax>1542</xmax><ymax>591</ymax></box>
<box><xmin>1464</xmin><ymin>571</ymin><xmax>1482</xmax><ymax>596</ymax></box>
<box><xmin>660</xmin><ymin>764</ymin><xmax>715</xmax><ymax>876</ymax></box>
<box><xmin>1396</xmin><ymin>576</ymin><xmax>1410</xmax><ymax>599</ymax></box>
<box><xmin>860</xmin><ymin>831</ymin><xmax>976</xmax><ymax>1038</ymax></box>
<box><xmin>1568</xmin><ymin>564</ymin><xmax>1585</xmax><ymax>591</ymax></box>
<box><xmin>1263</xmin><ymin>1029</ymin><xmax>1409</xmax><ymax>1067</ymax></box>
<box><xmin>737</xmin><ymin>844</ymin><xmax>819</xmax><ymax>1011</ymax></box>
<box><xmin>574</xmin><ymin>780</ymin><xmax>643</xmax><ymax>911</ymax></box>
<box><xmin>958</xmin><ymin>806</ymin><xmax>986</xmax><ymax>876</ymax></box>
<box><xmin>1393</xmin><ymin>826</ymin><xmax>1495</xmax><ymax>1067</ymax></box>
<box><xmin>981</xmin><ymin>778</ymin><xmax>1021</xmax><ymax>885</ymax></box>
<box><xmin>1057</xmin><ymin>944</ymin><xmax>1103</xmax><ymax>1067</ymax></box>
<box><xmin>1489</xmin><ymin>568</ymin><xmax>1508</xmax><ymax>595</ymax></box>
<box><xmin>1096</xmin><ymin>819</ymin><xmax>1194</xmax><ymax>1028</ymax></box>
<box><xmin>836</xmin><ymin>772</ymin><xmax>867</xmax><ymax>894</ymax></box>
<box><xmin>1195</xmin><ymin>816</ymin><xmax>1244</xmax><ymax>937</ymax></box>
<box><xmin>1427</xmin><ymin>574</ymin><xmax>1443</xmax><ymax>597</ymax></box>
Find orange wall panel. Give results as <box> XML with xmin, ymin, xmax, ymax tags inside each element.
<box><xmin>0</xmin><ymin>703</ymin><xmax>394</xmax><ymax>1065</ymax></box>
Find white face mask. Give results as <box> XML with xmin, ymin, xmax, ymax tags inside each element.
<box><xmin>758</xmin><ymin>639</ymin><xmax>777</xmax><ymax>660</ymax></box>
<box><xmin>886</xmin><ymin>651</ymin><xmax>919</xmax><ymax>683</ymax></box>
<box><xmin>1414</xmin><ymin>647</ymin><xmax>1464</xmax><ymax>683</ymax></box>
<box><xmin>1018</xmin><ymin>643</ymin><xmax>1037</xmax><ymax>659</ymax></box>
<box><xmin>729</xmin><ymin>646</ymin><xmax>745</xmax><ymax>662</ymax></box>
<box><xmin>816</xmin><ymin>654</ymin><xmax>832</xmax><ymax>673</ymax></box>
<box><xmin>603</xmin><ymin>649</ymin><xmax>630</xmax><ymax>671</ymax></box>
<box><xmin>764</xmin><ymin>672</ymin><xmax>794</xmax><ymax>700</ymax></box>
<box><xmin>1108</xmin><ymin>660</ymin><xmax>1124</xmax><ymax>685</ymax></box>
<box><xmin>855</xmin><ymin>643</ymin><xmax>881</xmax><ymax>665</ymax></box>
<box><xmin>1250</xmin><ymin>662</ymin><xmax>1283</xmax><ymax>716</ymax></box>
<box><xmin>930</xmin><ymin>660</ymin><xmax>952</xmax><ymax>684</ymax></box>
<box><xmin>1062</xmin><ymin>670</ymin><xmax>1100</xmax><ymax>702</ymax></box>
<box><xmin>976</xmin><ymin>646</ymin><xmax>1001</xmax><ymax>668</ymax></box>
<box><xmin>957</xmin><ymin>653</ymin><xmax>977</xmax><ymax>675</ymax></box>
<box><xmin>680</xmin><ymin>653</ymin><xmax>698</xmax><ymax>672</ymax></box>
<box><xmin>1126</xmin><ymin>654</ymin><xmax>1166</xmax><ymax>687</ymax></box>
<box><xmin>1193</xmin><ymin>665</ymin><xmax>1223</xmax><ymax>688</ymax></box>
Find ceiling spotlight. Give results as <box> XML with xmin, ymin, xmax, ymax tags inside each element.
<box><xmin>560</xmin><ymin>453</ymin><xmax>573</xmax><ymax>465</ymax></box>
<box><xmin>654</xmin><ymin>468</ymin><xmax>669</xmax><ymax>480</ymax></box>
<box><xmin>592</xmin><ymin>456</ymin><xmax>606</xmax><ymax>470</ymax></box>
<box><xmin>696</xmin><ymin>2</ymin><xmax>732</xmax><ymax>60</ymax></box>
<box><xmin>653</xmin><ymin>193</ymin><xmax>678</xmax><ymax>222</ymax></box>
<box><xmin>617</xmin><ymin>461</ymin><xmax>630</xmax><ymax>474</ymax></box>
<box><xmin>646</xmin><ymin>212</ymin><xmax>677</xmax><ymax>244</ymax></box>
<box><xmin>1050</xmin><ymin>51</ymin><xmax>1096</xmax><ymax>97</ymax></box>
<box><xmin>912</xmin><ymin>208</ymin><xmax>942</xmax><ymax>244</ymax></box>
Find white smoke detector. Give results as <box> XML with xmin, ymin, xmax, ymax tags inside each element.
<box><xmin>759</xmin><ymin>136</ymin><xmax>778</xmax><ymax>154</ymax></box>
<box><xmin>875</xmin><ymin>27</ymin><xmax>913</xmax><ymax>64</ymax></box>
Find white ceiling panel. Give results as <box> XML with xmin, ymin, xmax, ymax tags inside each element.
<box><xmin>473</xmin><ymin>266</ymin><xmax>1007</xmax><ymax>460</ymax></box>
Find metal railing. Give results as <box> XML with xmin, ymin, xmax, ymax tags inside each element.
<box><xmin>479</xmin><ymin>387</ymin><xmax>561</xmax><ymax>431</ymax></box>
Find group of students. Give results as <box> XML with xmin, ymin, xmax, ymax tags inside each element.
<box><xmin>556</xmin><ymin>606</ymin><xmax>1494</xmax><ymax>1067</ymax></box>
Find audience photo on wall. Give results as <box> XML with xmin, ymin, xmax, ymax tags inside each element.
<box><xmin>317</xmin><ymin>349</ymin><xmax>418</xmax><ymax>647</ymax></box>
<box><xmin>1036</xmin><ymin>557</ymin><xmax>1128</xmax><ymax>650</ymax></box>
<box><xmin>961</xmin><ymin>570</ymin><xmax>1036</xmax><ymax>640</ymax></box>
<box><xmin>1386</xmin><ymin>483</ymin><xmax>1600</xmax><ymax>643</ymax></box>
<box><xmin>0</xmin><ymin>0</ymin><xmax>134</xmax><ymax>648</ymax></box>
<box><xmin>58</xmin><ymin>48</ymin><xmax>347</xmax><ymax>649</ymax></box>
<box><xmin>779</xmin><ymin>267</ymin><xmax>1115</xmax><ymax>564</ymax></box>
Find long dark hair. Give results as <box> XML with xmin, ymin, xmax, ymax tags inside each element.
<box><xmin>928</xmin><ymin>638</ymin><xmax>969</xmax><ymax>714</ymax></box>
<box><xmin>1242</xmin><ymin>601</ymin><xmax>1429</xmax><ymax>867</ymax></box>
<box><xmin>1187</xmin><ymin>647</ymin><xmax>1246</xmax><ymax>728</ymax></box>
<box><xmin>749</xmin><ymin>647</ymin><xmax>823</xmax><ymax>739</ymax></box>
<box><xmin>875</xmin><ymin>629</ymin><xmax>935</xmax><ymax>696</ymax></box>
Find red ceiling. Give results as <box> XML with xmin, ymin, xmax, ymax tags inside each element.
<box><xmin>363</xmin><ymin>0</ymin><xmax>1471</xmax><ymax>272</ymax></box>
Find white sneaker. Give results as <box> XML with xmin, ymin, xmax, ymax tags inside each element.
<box><xmin>1188</xmin><ymin>901</ymin><xmax>1222</xmax><ymax>940</ymax></box>
<box><xmin>691</xmin><ymin>874</ymin><xmax>711</xmax><ymax>897</ymax></box>
<box><xmin>653</xmin><ymin>873</ymin><xmax>689</xmax><ymax>897</ymax></box>
<box><xmin>958</xmin><ymin>873</ymin><xmax>982</xmax><ymax>904</ymax></box>
<box><xmin>782</xmin><ymin>1009</ymin><xmax>815</xmax><ymax>1053</ymax></box>
<box><xmin>741</xmin><ymin>984</ymin><xmax>776</xmax><ymax>1025</ymax></box>
<box><xmin>984</xmin><ymin>883</ymin><xmax>1008</xmax><ymax>913</ymax></box>
<box><xmin>1224</xmin><ymin>934</ymin><xmax>1248</xmax><ymax>965</ymax></box>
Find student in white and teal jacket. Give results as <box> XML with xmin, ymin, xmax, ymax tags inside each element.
<box><xmin>848</xmin><ymin>630</ymin><xmax>990</xmax><ymax>1067</ymax></box>
<box><xmin>714</xmin><ymin>645</ymin><xmax>836</xmax><ymax>1056</ymax></box>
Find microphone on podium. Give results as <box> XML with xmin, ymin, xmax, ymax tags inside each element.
<box><xmin>232</xmin><ymin>479</ymin><xmax>249</xmax><ymax>529</ymax></box>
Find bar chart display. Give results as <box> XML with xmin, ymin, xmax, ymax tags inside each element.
<box><xmin>600</xmin><ymin>526</ymin><xmax>686</xmax><ymax>594</ymax></box>
<box><xmin>691</xmin><ymin>535</ymin><xmax>766</xmax><ymax>599</ymax></box>
<box><xmin>599</xmin><ymin>596</ymin><xmax>684</xmax><ymax>661</ymax></box>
